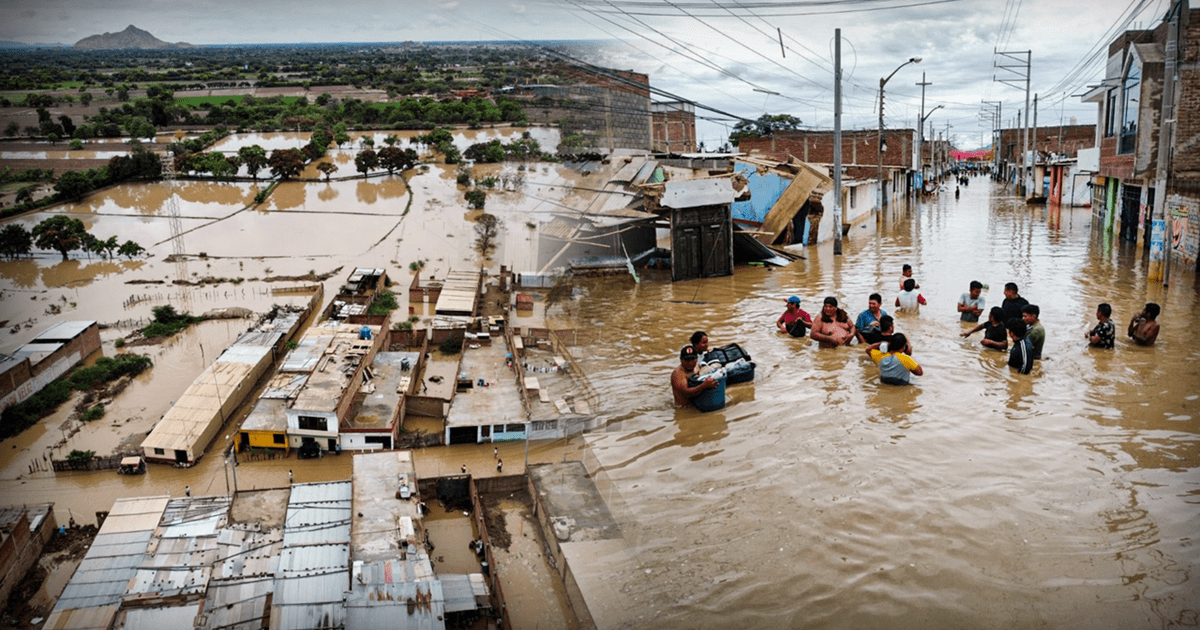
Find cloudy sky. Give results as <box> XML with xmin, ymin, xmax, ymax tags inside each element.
<box><xmin>2</xmin><ymin>0</ymin><xmax>1175</xmax><ymax>149</ymax></box>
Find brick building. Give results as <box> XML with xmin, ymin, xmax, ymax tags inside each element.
<box><xmin>0</xmin><ymin>321</ymin><xmax>101</xmax><ymax>412</ymax></box>
<box><xmin>738</xmin><ymin>128</ymin><xmax>918</xmax><ymax>211</ymax></box>
<box><xmin>549</xmin><ymin>65</ymin><xmax>653</xmax><ymax>153</ymax></box>
<box><xmin>995</xmin><ymin>124</ymin><xmax>1096</xmax><ymax>167</ymax></box>
<box><xmin>1082</xmin><ymin>0</ymin><xmax>1200</xmax><ymax>272</ymax></box>
<box><xmin>651</xmin><ymin>101</ymin><xmax>696</xmax><ymax>153</ymax></box>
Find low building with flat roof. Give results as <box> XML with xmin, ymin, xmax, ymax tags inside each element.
<box><xmin>1</xmin><ymin>320</ymin><xmax>100</xmax><ymax>412</ymax></box>
<box><xmin>340</xmin><ymin>351</ymin><xmax>419</xmax><ymax>451</ymax></box>
<box><xmin>285</xmin><ymin>321</ymin><xmax>385</xmax><ymax>454</ymax></box>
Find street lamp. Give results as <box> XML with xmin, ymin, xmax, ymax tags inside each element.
<box><xmin>878</xmin><ymin>57</ymin><xmax>921</xmax><ymax>216</ymax></box>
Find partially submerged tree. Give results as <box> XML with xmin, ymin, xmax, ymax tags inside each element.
<box><xmin>268</xmin><ymin>148</ymin><xmax>306</xmax><ymax>180</ymax></box>
<box><xmin>32</xmin><ymin>215</ymin><xmax>88</xmax><ymax>261</ymax></box>
<box><xmin>355</xmin><ymin>148</ymin><xmax>378</xmax><ymax>177</ymax></box>
<box><xmin>317</xmin><ymin>161</ymin><xmax>338</xmax><ymax>182</ymax></box>
<box><xmin>238</xmin><ymin>144</ymin><xmax>268</xmax><ymax>180</ymax></box>
<box><xmin>474</xmin><ymin>213</ymin><xmax>499</xmax><ymax>261</ymax></box>
<box><xmin>0</xmin><ymin>224</ymin><xmax>33</xmax><ymax>259</ymax></box>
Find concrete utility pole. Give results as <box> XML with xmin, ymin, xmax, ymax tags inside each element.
<box><xmin>995</xmin><ymin>50</ymin><xmax>1032</xmax><ymax>195</ymax></box>
<box><xmin>917</xmin><ymin>73</ymin><xmax>932</xmax><ymax>188</ymax></box>
<box><xmin>1152</xmin><ymin>0</ymin><xmax>1183</xmax><ymax>285</ymax></box>
<box><xmin>878</xmin><ymin>56</ymin><xmax>921</xmax><ymax>218</ymax></box>
<box><xmin>834</xmin><ymin>29</ymin><xmax>844</xmax><ymax>255</ymax></box>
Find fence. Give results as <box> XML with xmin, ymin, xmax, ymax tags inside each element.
<box><xmin>51</xmin><ymin>452</ymin><xmax>139</xmax><ymax>472</ymax></box>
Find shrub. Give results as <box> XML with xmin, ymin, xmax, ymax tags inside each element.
<box><xmin>439</xmin><ymin>337</ymin><xmax>463</xmax><ymax>355</ymax></box>
<box><xmin>366</xmin><ymin>290</ymin><xmax>399</xmax><ymax>315</ymax></box>
<box><xmin>67</xmin><ymin>450</ymin><xmax>95</xmax><ymax>463</ymax></box>
<box><xmin>81</xmin><ymin>405</ymin><xmax>105</xmax><ymax>421</ymax></box>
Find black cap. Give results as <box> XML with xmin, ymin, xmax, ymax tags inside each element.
<box><xmin>680</xmin><ymin>345</ymin><xmax>698</xmax><ymax>361</ymax></box>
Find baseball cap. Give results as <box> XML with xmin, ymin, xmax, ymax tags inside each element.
<box><xmin>680</xmin><ymin>345</ymin><xmax>698</xmax><ymax>361</ymax></box>
<box><xmin>786</xmin><ymin>296</ymin><xmax>801</xmax><ymax>304</ymax></box>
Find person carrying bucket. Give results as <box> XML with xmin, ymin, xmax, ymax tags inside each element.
<box><xmin>672</xmin><ymin>345</ymin><xmax>718</xmax><ymax>407</ymax></box>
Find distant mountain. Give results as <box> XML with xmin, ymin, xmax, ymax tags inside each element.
<box><xmin>0</xmin><ymin>41</ymin><xmax>68</xmax><ymax>49</ymax></box>
<box><xmin>74</xmin><ymin>25</ymin><xmax>196</xmax><ymax>50</ymax></box>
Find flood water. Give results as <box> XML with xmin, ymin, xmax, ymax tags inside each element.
<box><xmin>2</xmin><ymin>135</ymin><xmax>1198</xmax><ymax>628</ymax></box>
<box><xmin>564</xmin><ymin>179</ymin><xmax>1200</xmax><ymax>629</ymax></box>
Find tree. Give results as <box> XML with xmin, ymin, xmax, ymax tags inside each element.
<box><xmin>378</xmin><ymin>147</ymin><xmax>418</xmax><ymax>175</ymax></box>
<box><xmin>99</xmin><ymin>236</ymin><xmax>119</xmax><ymax>258</ymax></box>
<box><xmin>729</xmin><ymin>113</ymin><xmax>803</xmax><ymax>146</ymax></box>
<box><xmin>268</xmin><ymin>148</ymin><xmax>306</xmax><ymax>180</ymax></box>
<box><xmin>317</xmin><ymin>161</ymin><xmax>338</xmax><ymax>181</ymax></box>
<box><xmin>124</xmin><ymin>117</ymin><xmax>156</xmax><ymax>140</ymax></box>
<box><xmin>383</xmin><ymin>134</ymin><xmax>400</xmax><ymax>146</ymax></box>
<box><xmin>117</xmin><ymin>240</ymin><xmax>145</xmax><ymax>259</ymax></box>
<box><xmin>238</xmin><ymin>145</ymin><xmax>268</xmax><ymax>180</ymax></box>
<box><xmin>355</xmin><ymin>148</ymin><xmax>378</xmax><ymax>177</ymax></box>
<box><xmin>79</xmin><ymin>91</ymin><xmax>93</xmax><ymax>107</ymax></box>
<box><xmin>15</xmin><ymin>186</ymin><xmax>35</xmax><ymax>204</ymax></box>
<box><xmin>32</xmin><ymin>215</ymin><xmax>89</xmax><ymax>261</ymax></box>
<box><xmin>54</xmin><ymin>170</ymin><xmax>93</xmax><ymax>201</ymax></box>
<box><xmin>0</xmin><ymin>224</ymin><xmax>33</xmax><ymax>259</ymax></box>
<box><xmin>4</xmin><ymin>122</ymin><xmax>17</xmax><ymax>137</ymax></box>
<box><xmin>474</xmin><ymin>213</ymin><xmax>499</xmax><ymax>260</ymax></box>
<box><xmin>465</xmin><ymin>189</ymin><xmax>486</xmax><ymax>210</ymax></box>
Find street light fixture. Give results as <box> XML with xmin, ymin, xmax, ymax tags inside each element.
<box><xmin>878</xmin><ymin>57</ymin><xmax>921</xmax><ymax>216</ymax></box>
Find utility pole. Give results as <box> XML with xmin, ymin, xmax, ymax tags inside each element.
<box><xmin>1152</xmin><ymin>0</ymin><xmax>1183</xmax><ymax>284</ymax></box>
<box><xmin>995</xmin><ymin>49</ymin><xmax>1032</xmax><ymax>195</ymax></box>
<box><xmin>1032</xmin><ymin>94</ymin><xmax>1039</xmax><ymax>193</ymax></box>
<box><xmin>917</xmin><ymin>73</ymin><xmax>932</xmax><ymax>188</ymax></box>
<box><xmin>834</xmin><ymin>29</ymin><xmax>844</xmax><ymax>255</ymax></box>
<box><xmin>878</xmin><ymin>57</ymin><xmax>921</xmax><ymax>220</ymax></box>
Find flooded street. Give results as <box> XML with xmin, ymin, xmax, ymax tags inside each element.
<box><xmin>2</xmin><ymin>135</ymin><xmax>1198</xmax><ymax>628</ymax></box>
<box><xmin>567</xmin><ymin>179</ymin><xmax>1200</xmax><ymax>628</ymax></box>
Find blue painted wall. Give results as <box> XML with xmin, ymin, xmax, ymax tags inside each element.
<box><xmin>730</xmin><ymin>161</ymin><xmax>790</xmax><ymax>227</ymax></box>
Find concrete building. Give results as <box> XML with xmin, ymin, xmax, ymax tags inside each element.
<box><xmin>1</xmin><ymin>321</ymin><xmax>100</xmax><ymax>412</ymax></box>
<box><xmin>285</xmin><ymin>321</ymin><xmax>385</xmax><ymax>454</ymax></box>
<box><xmin>1081</xmin><ymin>0</ymin><xmax>1200</xmax><ymax>273</ymax></box>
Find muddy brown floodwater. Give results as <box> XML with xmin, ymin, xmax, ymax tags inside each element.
<box><xmin>2</xmin><ymin>134</ymin><xmax>1197</xmax><ymax>629</ymax></box>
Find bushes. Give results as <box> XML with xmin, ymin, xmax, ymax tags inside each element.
<box><xmin>0</xmin><ymin>353</ymin><xmax>151</xmax><ymax>439</ymax></box>
<box><xmin>366</xmin><ymin>290</ymin><xmax>399</xmax><ymax>315</ymax></box>
<box><xmin>69</xmin><ymin>355</ymin><xmax>153</xmax><ymax>390</ymax></box>
<box><xmin>142</xmin><ymin>305</ymin><xmax>204</xmax><ymax>338</ymax></box>
<box><xmin>81</xmin><ymin>406</ymin><xmax>105</xmax><ymax>421</ymax></box>
<box><xmin>439</xmin><ymin>337</ymin><xmax>462</xmax><ymax>355</ymax></box>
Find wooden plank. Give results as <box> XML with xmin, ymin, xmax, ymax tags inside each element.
<box><xmin>760</xmin><ymin>162</ymin><xmax>832</xmax><ymax>241</ymax></box>
<box><xmin>539</xmin><ymin>389</ymin><xmax>551</xmax><ymax>403</ymax></box>
<box><xmin>555</xmin><ymin>399</ymin><xmax>571</xmax><ymax>414</ymax></box>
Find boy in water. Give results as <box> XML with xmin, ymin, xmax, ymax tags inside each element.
<box><xmin>1087</xmin><ymin>303</ymin><xmax>1115</xmax><ymax>349</ymax></box>
<box><xmin>1127</xmin><ymin>302</ymin><xmax>1161</xmax><ymax>346</ymax></box>
<box><xmin>958</xmin><ymin>280</ymin><xmax>985</xmax><ymax>322</ymax></box>
<box><xmin>895</xmin><ymin>278</ymin><xmax>927</xmax><ymax>312</ymax></box>
<box><xmin>865</xmin><ymin>333</ymin><xmax>924</xmax><ymax>385</ymax></box>
<box><xmin>1022</xmin><ymin>304</ymin><xmax>1045</xmax><ymax>359</ymax></box>
<box><xmin>1007</xmin><ymin>318</ymin><xmax>1033</xmax><ymax>374</ymax></box>
<box><xmin>899</xmin><ymin>264</ymin><xmax>920</xmax><ymax>291</ymax></box>
<box><xmin>962</xmin><ymin>306</ymin><xmax>1008</xmax><ymax>351</ymax></box>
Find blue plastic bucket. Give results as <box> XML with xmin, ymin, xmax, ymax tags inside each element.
<box><xmin>689</xmin><ymin>374</ymin><xmax>726</xmax><ymax>412</ymax></box>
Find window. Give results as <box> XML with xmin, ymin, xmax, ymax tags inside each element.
<box><xmin>298</xmin><ymin>415</ymin><xmax>327</xmax><ymax>431</ymax></box>
<box><xmin>1104</xmin><ymin>89</ymin><xmax>1117</xmax><ymax>138</ymax></box>
<box><xmin>273</xmin><ymin>434</ymin><xmax>286</xmax><ymax>444</ymax></box>
<box><xmin>1119</xmin><ymin>61</ymin><xmax>1140</xmax><ymax>154</ymax></box>
<box><xmin>532</xmin><ymin>420</ymin><xmax>556</xmax><ymax>432</ymax></box>
<box><xmin>850</xmin><ymin>187</ymin><xmax>857</xmax><ymax>209</ymax></box>
<box><xmin>154</xmin><ymin>448</ymin><xmax>165</xmax><ymax>455</ymax></box>
<box><xmin>505</xmin><ymin>423</ymin><xmax>526</xmax><ymax>433</ymax></box>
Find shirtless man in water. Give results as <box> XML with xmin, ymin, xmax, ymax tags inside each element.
<box><xmin>1127</xmin><ymin>302</ymin><xmax>1160</xmax><ymax>346</ymax></box>
<box><xmin>672</xmin><ymin>345</ymin><xmax>717</xmax><ymax>407</ymax></box>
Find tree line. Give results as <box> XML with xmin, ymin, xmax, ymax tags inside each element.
<box><xmin>0</xmin><ymin>214</ymin><xmax>145</xmax><ymax>261</ymax></box>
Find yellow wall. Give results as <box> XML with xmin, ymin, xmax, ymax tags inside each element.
<box><xmin>242</xmin><ymin>430</ymin><xmax>288</xmax><ymax>450</ymax></box>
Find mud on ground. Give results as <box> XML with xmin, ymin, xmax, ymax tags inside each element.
<box><xmin>481</xmin><ymin>488</ymin><xmax>534</xmax><ymax>551</ymax></box>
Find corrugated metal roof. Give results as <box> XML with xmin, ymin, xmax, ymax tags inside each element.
<box><xmin>281</xmin><ymin>333</ymin><xmax>335</xmax><ymax>373</ymax></box>
<box><xmin>53</xmin><ymin>495</ymin><xmax>163</xmax><ymax>613</ymax></box>
<box><xmin>434</xmin><ymin>270</ymin><xmax>480</xmax><ymax>316</ymax></box>
<box><xmin>116</xmin><ymin>604</ymin><xmax>200</xmax><ymax>630</ymax></box>
<box><xmin>32</xmin><ymin>320</ymin><xmax>95</xmax><ymax>341</ymax></box>
<box><xmin>259</xmin><ymin>372</ymin><xmax>309</xmax><ymax>400</ymax></box>
<box><xmin>216</xmin><ymin>343</ymin><xmax>273</xmax><ymax>366</ymax></box>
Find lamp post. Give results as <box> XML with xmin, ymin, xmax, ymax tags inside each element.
<box><xmin>878</xmin><ymin>57</ymin><xmax>921</xmax><ymax>217</ymax></box>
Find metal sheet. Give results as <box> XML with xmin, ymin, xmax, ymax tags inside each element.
<box><xmin>660</xmin><ymin>178</ymin><xmax>736</xmax><ymax>208</ymax></box>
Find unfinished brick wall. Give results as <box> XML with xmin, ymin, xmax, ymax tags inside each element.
<box><xmin>738</xmin><ymin>129</ymin><xmax>912</xmax><ymax>168</ymax></box>
<box><xmin>1172</xmin><ymin>9</ymin><xmax>1200</xmax><ymax>180</ymax></box>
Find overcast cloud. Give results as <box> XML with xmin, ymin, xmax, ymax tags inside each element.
<box><xmin>2</xmin><ymin>0</ymin><xmax>1174</xmax><ymax>149</ymax></box>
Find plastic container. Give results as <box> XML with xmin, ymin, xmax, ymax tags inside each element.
<box><xmin>705</xmin><ymin>343</ymin><xmax>752</xmax><ymax>365</ymax></box>
<box><xmin>689</xmin><ymin>373</ymin><xmax>727</xmax><ymax>412</ymax></box>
